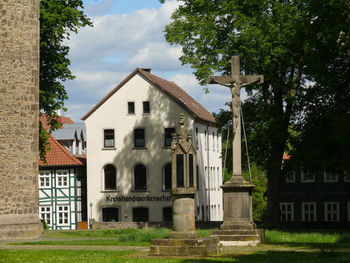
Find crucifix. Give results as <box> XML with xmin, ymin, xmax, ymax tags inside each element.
<box><xmin>208</xmin><ymin>56</ymin><xmax>263</xmax><ymax>178</ymax></box>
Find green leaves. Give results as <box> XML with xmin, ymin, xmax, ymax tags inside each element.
<box><xmin>39</xmin><ymin>0</ymin><xmax>91</xmax><ymax>159</ymax></box>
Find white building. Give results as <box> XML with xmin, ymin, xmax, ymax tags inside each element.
<box><xmin>82</xmin><ymin>68</ymin><xmax>222</xmax><ymax>222</ymax></box>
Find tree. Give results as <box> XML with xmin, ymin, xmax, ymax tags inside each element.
<box><xmin>39</xmin><ymin>0</ymin><xmax>92</xmax><ymax>159</ymax></box>
<box><xmin>164</xmin><ymin>0</ymin><xmax>350</xmax><ymax>224</ymax></box>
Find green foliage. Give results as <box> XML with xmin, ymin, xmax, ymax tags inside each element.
<box><xmin>39</xmin><ymin>0</ymin><xmax>92</xmax><ymax>159</ymax></box>
<box><xmin>165</xmin><ymin>0</ymin><xmax>350</xmax><ymax>223</ymax></box>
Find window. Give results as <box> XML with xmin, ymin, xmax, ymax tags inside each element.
<box><xmin>133</xmin><ymin>207</ymin><xmax>148</xmax><ymax>222</ymax></box>
<box><xmin>163</xmin><ymin>163</ymin><xmax>172</xmax><ymax>190</ymax></box>
<box><xmin>324</xmin><ymin>171</ymin><xmax>338</xmax><ymax>182</ymax></box>
<box><xmin>104</xmin><ymin>164</ymin><xmax>116</xmax><ymax>190</ymax></box>
<box><xmin>164</xmin><ymin>128</ymin><xmax>175</xmax><ymax>147</ymax></box>
<box><xmin>189</xmin><ymin>154</ymin><xmax>194</xmax><ymax>187</ymax></box>
<box><xmin>39</xmin><ymin>206</ymin><xmax>51</xmax><ymax>226</ymax></box>
<box><xmin>163</xmin><ymin>207</ymin><xmax>172</xmax><ymax>222</ymax></box>
<box><xmin>176</xmin><ymin>154</ymin><xmax>184</xmax><ymax>188</ymax></box>
<box><xmin>325</xmin><ymin>202</ymin><xmax>339</xmax><ymax>222</ymax></box>
<box><xmin>196</xmin><ymin>165</ymin><xmax>199</xmax><ymax>190</ymax></box>
<box><xmin>344</xmin><ymin>171</ymin><xmax>350</xmax><ymax>182</ymax></box>
<box><xmin>213</xmin><ymin>132</ymin><xmax>215</xmax><ymax>151</ymax></box>
<box><xmin>102</xmin><ymin>207</ymin><xmax>119</xmax><ymax>222</ymax></box>
<box><xmin>280</xmin><ymin>202</ymin><xmax>294</xmax><ymax>221</ymax></box>
<box><xmin>104</xmin><ymin>129</ymin><xmax>115</xmax><ymax>148</ymax></box>
<box><xmin>57</xmin><ymin>205</ymin><xmax>69</xmax><ymax>225</ymax></box>
<box><xmin>286</xmin><ymin>171</ymin><xmax>296</xmax><ymax>183</ymax></box>
<box><xmin>217</xmin><ymin>133</ymin><xmax>219</xmax><ymax>152</ymax></box>
<box><xmin>134</xmin><ymin>128</ymin><xmax>145</xmax><ymax>147</ymax></box>
<box><xmin>301</xmin><ymin>167</ymin><xmax>315</xmax><ymax>182</ymax></box>
<box><xmin>134</xmin><ymin>164</ymin><xmax>147</xmax><ymax>190</ymax></box>
<box><xmin>302</xmin><ymin>202</ymin><xmax>317</xmax><ymax>221</ymax></box>
<box><xmin>57</xmin><ymin>170</ymin><xmax>68</xmax><ymax>187</ymax></box>
<box><xmin>143</xmin><ymin>101</ymin><xmax>150</xmax><ymax>114</ymax></box>
<box><xmin>39</xmin><ymin>170</ymin><xmax>51</xmax><ymax>188</ymax></box>
<box><xmin>128</xmin><ymin>102</ymin><xmax>135</xmax><ymax>114</ymax></box>
<box><xmin>217</xmin><ymin>167</ymin><xmax>220</xmax><ymax>189</ymax></box>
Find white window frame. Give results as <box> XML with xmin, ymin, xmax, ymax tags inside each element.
<box><xmin>302</xmin><ymin>202</ymin><xmax>317</xmax><ymax>222</ymax></box>
<box><xmin>39</xmin><ymin>206</ymin><xmax>51</xmax><ymax>226</ymax></box>
<box><xmin>301</xmin><ymin>167</ymin><xmax>315</xmax><ymax>183</ymax></box>
<box><xmin>286</xmin><ymin>171</ymin><xmax>296</xmax><ymax>183</ymax></box>
<box><xmin>280</xmin><ymin>202</ymin><xmax>294</xmax><ymax>221</ymax></box>
<box><xmin>39</xmin><ymin>170</ymin><xmax>51</xmax><ymax>188</ymax></box>
<box><xmin>56</xmin><ymin>170</ymin><xmax>69</xmax><ymax>187</ymax></box>
<box><xmin>57</xmin><ymin>205</ymin><xmax>70</xmax><ymax>226</ymax></box>
<box><xmin>324</xmin><ymin>202</ymin><xmax>339</xmax><ymax>222</ymax></box>
<box><xmin>324</xmin><ymin>171</ymin><xmax>338</xmax><ymax>182</ymax></box>
<box><xmin>344</xmin><ymin>171</ymin><xmax>350</xmax><ymax>182</ymax></box>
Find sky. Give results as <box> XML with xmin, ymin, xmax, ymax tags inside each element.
<box><xmin>63</xmin><ymin>0</ymin><xmax>232</xmax><ymax>122</ymax></box>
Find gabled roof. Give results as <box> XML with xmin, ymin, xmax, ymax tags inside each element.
<box><xmin>81</xmin><ymin>68</ymin><xmax>216</xmax><ymax>125</ymax></box>
<box><xmin>39</xmin><ymin>114</ymin><xmax>74</xmax><ymax>131</ymax></box>
<box><xmin>39</xmin><ymin>134</ymin><xmax>83</xmax><ymax>167</ymax></box>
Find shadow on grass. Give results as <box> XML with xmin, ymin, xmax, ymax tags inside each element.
<box><xmin>179</xmin><ymin>251</ymin><xmax>350</xmax><ymax>263</ymax></box>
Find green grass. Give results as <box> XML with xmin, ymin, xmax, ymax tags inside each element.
<box><xmin>1</xmin><ymin>250</ymin><xmax>349</xmax><ymax>263</ymax></box>
<box><xmin>265</xmin><ymin>230</ymin><xmax>350</xmax><ymax>247</ymax></box>
<box><xmin>12</xmin><ymin>228</ymin><xmax>211</xmax><ymax>246</ymax></box>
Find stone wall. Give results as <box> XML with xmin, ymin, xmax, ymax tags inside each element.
<box><xmin>0</xmin><ymin>0</ymin><xmax>42</xmax><ymax>239</ymax></box>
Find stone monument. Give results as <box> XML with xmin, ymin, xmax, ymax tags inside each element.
<box><xmin>0</xmin><ymin>0</ymin><xmax>42</xmax><ymax>239</ymax></box>
<box><xmin>150</xmin><ymin>114</ymin><xmax>217</xmax><ymax>256</ymax></box>
<box><xmin>208</xmin><ymin>56</ymin><xmax>263</xmax><ymax>246</ymax></box>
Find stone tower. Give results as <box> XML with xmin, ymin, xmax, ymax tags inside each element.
<box><xmin>0</xmin><ymin>0</ymin><xmax>42</xmax><ymax>238</ymax></box>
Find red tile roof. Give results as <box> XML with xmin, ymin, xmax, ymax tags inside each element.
<box><xmin>39</xmin><ymin>134</ymin><xmax>83</xmax><ymax>167</ymax></box>
<box><xmin>81</xmin><ymin>68</ymin><xmax>216</xmax><ymax>125</ymax></box>
<box><xmin>40</xmin><ymin>114</ymin><xmax>74</xmax><ymax>131</ymax></box>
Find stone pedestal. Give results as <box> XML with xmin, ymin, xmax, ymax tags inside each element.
<box><xmin>151</xmin><ymin>190</ymin><xmax>219</xmax><ymax>256</ymax></box>
<box><xmin>211</xmin><ymin>175</ymin><xmax>261</xmax><ymax>246</ymax></box>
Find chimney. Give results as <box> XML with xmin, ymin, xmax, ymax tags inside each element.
<box><xmin>141</xmin><ymin>68</ymin><xmax>151</xmax><ymax>73</ymax></box>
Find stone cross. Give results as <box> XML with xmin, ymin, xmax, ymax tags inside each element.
<box><xmin>208</xmin><ymin>56</ymin><xmax>263</xmax><ymax>177</ymax></box>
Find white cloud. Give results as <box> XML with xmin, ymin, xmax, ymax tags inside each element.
<box><xmin>64</xmin><ymin>0</ymin><xmax>230</xmax><ymax>122</ymax></box>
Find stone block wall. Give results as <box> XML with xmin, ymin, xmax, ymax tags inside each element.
<box><xmin>0</xmin><ymin>0</ymin><xmax>42</xmax><ymax>239</ymax></box>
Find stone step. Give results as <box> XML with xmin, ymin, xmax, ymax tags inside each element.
<box><xmin>211</xmin><ymin>229</ymin><xmax>259</xmax><ymax>235</ymax></box>
<box><xmin>220</xmin><ymin>223</ymin><xmax>255</xmax><ymax>230</ymax></box>
<box><xmin>150</xmin><ymin>245</ymin><xmax>207</xmax><ymax>256</ymax></box>
<box><xmin>212</xmin><ymin>234</ymin><xmax>259</xmax><ymax>242</ymax></box>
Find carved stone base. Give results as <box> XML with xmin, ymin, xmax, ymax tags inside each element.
<box><xmin>212</xmin><ymin>175</ymin><xmax>262</xmax><ymax>246</ymax></box>
<box><xmin>0</xmin><ymin>214</ymin><xmax>43</xmax><ymax>239</ymax></box>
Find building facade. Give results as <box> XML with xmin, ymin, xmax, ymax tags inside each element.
<box><xmin>82</xmin><ymin>68</ymin><xmax>223</xmax><ymax>223</ymax></box>
<box><xmin>280</xmin><ymin>154</ymin><xmax>350</xmax><ymax>226</ymax></box>
<box><xmin>39</xmin><ymin>117</ymin><xmax>87</xmax><ymax>229</ymax></box>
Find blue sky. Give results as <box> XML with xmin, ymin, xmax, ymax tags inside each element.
<box><xmin>63</xmin><ymin>0</ymin><xmax>231</xmax><ymax>122</ymax></box>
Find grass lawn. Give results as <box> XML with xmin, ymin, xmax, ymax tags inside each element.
<box><xmin>2</xmin><ymin>228</ymin><xmax>350</xmax><ymax>262</ymax></box>
<box><xmin>0</xmin><ymin>250</ymin><xmax>349</xmax><ymax>263</ymax></box>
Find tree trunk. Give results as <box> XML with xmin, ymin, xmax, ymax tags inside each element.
<box><xmin>265</xmin><ymin>140</ymin><xmax>285</xmax><ymax>225</ymax></box>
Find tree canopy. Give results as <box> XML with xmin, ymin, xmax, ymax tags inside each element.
<box><xmin>165</xmin><ymin>0</ymin><xmax>350</xmax><ymax>223</ymax></box>
<box><xmin>39</xmin><ymin>0</ymin><xmax>92</xmax><ymax>159</ymax></box>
